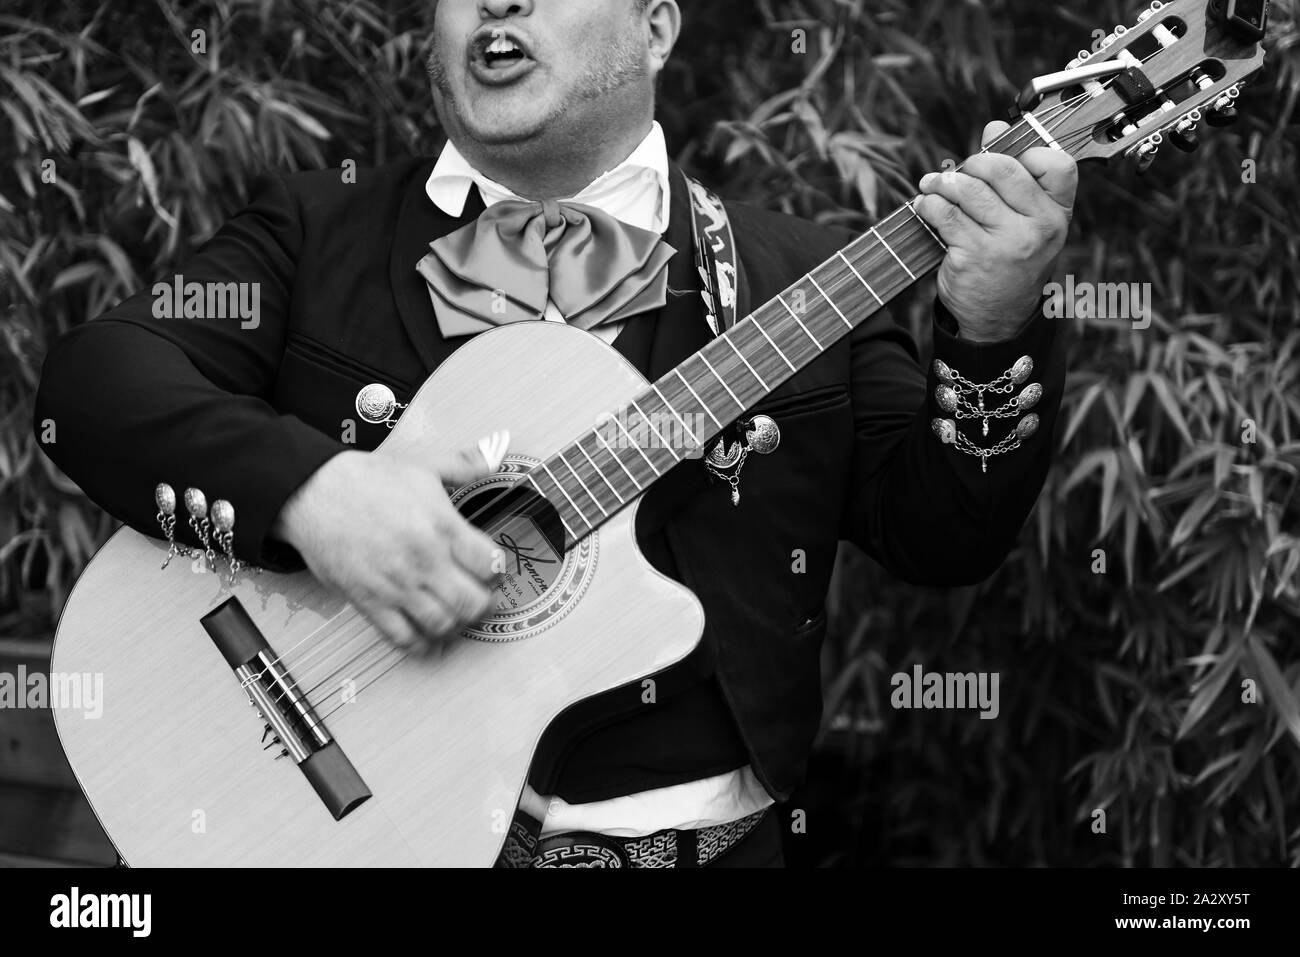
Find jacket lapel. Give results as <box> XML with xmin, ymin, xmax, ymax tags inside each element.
<box><xmin>389</xmin><ymin>159</ymin><xmax>486</xmax><ymax>375</ymax></box>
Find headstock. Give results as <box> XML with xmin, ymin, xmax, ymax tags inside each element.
<box><xmin>1013</xmin><ymin>0</ymin><xmax>1269</xmax><ymax>168</ymax></box>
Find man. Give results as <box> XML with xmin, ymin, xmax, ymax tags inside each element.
<box><xmin>35</xmin><ymin>0</ymin><xmax>1075</xmax><ymax>867</ymax></box>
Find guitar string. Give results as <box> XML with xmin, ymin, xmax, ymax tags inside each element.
<box><xmin>248</xmin><ymin>78</ymin><xmax>1128</xmax><ymax>727</ymax></box>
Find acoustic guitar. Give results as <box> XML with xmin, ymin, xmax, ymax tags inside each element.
<box><xmin>49</xmin><ymin>0</ymin><xmax>1268</xmax><ymax>865</ymax></box>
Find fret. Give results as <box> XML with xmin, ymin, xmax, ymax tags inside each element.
<box><xmin>721</xmin><ymin>335</ymin><xmax>769</xmax><ymax>392</ymax></box>
<box><xmin>611</xmin><ymin>415</ymin><xmax>662</xmax><ymax>476</ymax></box>
<box><xmin>776</xmin><ymin>293</ymin><xmax>822</xmax><ymax>349</ymax></box>
<box><xmin>630</xmin><ymin>399</ymin><xmax>680</xmax><ymax>463</ymax></box>
<box><xmin>576</xmin><ymin>441</ymin><xmax>624</xmax><ymax>505</ymax></box>
<box><xmin>652</xmin><ymin>384</ymin><xmax>702</xmax><ymax>452</ymax></box>
<box><xmin>697</xmin><ymin>353</ymin><xmax>742</xmax><ymax>409</ymax></box>
<box><xmin>905</xmin><ymin>199</ymin><xmax>947</xmax><ymax>251</ymax></box>
<box><xmin>750</xmin><ymin>315</ymin><xmax>796</xmax><ymax>373</ymax></box>
<box><xmin>558</xmin><ymin>449</ymin><xmax>607</xmax><ymax>517</ymax></box>
<box><xmin>805</xmin><ymin>273</ymin><xmax>852</xmax><ymax>329</ymax></box>
<box><xmin>539</xmin><ymin>462</ymin><xmax>591</xmax><ymax>530</ymax></box>
<box><xmin>673</xmin><ymin>368</ymin><xmax>722</xmax><ymax>429</ymax></box>
<box><xmin>592</xmin><ymin>433</ymin><xmax>645</xmax><ymax>491</ymax></box>
<box><xmin>525</xmin><ymin>473</ymin><xmax>578</xmax><ymax>541</ymax></box>
<box><xmin>837</xmin><ymin>251</ymin><xmax>882</xmax><ymax>305</ymax></box>
<box><xmin>871</xmin><ymin>225</ymin><xmax>916</xmax><ymax>280</ymax></box>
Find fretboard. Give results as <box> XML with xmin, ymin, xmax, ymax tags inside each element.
<box><xmin>525</xmin><ymin>118</ymin><xmax>1051</xmax><ymax>547</ymax></box>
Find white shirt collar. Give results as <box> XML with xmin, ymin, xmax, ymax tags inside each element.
<box><xmin>426</xmin><ymin>121</ymin><xmax>670</xmax><ymax>234</ymax></box>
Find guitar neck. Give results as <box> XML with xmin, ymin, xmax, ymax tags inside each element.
<box><xmin>525</xmin><ymin>117</ymin><xmax>1053</xmax><ymax>547</ymax></box>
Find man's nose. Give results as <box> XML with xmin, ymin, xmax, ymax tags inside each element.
<box><xmin>480</xmin><ymin>0</ymin><xmax>533</xmax><ymax>19</ymax></box>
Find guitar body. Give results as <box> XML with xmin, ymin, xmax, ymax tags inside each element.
<box><xmin>50</xmin><ymin>322</ymin><xmax>705</xmax><ymax>867</ymax></box>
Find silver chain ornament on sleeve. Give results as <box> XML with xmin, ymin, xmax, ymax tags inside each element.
<box><xmin>930</xmin><ymin>355</ymin><xmax>1042</xmax><ymax>473</ymax></box>
<box><xmin>155</xmin><ymin>483</ymin><xmax>254</xmax><ymax>585</ymax></box>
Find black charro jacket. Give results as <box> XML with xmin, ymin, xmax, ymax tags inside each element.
<box><xmin>34</xmin><ymin>154</ymin><xmax>1064</xmax><ymax>801</ymax></box>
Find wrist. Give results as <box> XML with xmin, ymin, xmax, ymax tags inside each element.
<box><xmin>271</xmin><ymin>451</ymin><xmax>350</xmax><ymax>549</ymax></box>
<box><xmin>938</xmin><ymin>295</ymin><xmax>1043</xmax><ymax>344</ymax></box>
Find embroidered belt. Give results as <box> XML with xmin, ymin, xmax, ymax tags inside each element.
<box><xmin>502</xmin><ymin>808</ymin><xmax>769</xmax><ymax>869</ymax></box>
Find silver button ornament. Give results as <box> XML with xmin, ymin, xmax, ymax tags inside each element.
<box><xmin>356</xmin><ymin>383</ymin><xmax>398</xmax><ymax>426</ymax></box>
<box><xmin>183</xmin><ymin>487</ymin><xmax>207</xmax><ymax>520</ymax></box>
<box><xmin>744</xmin><ymin>415</ymin><xmax>781</xmax><ymax>455</ymax></box>
<box><xmin>935</xmin><ymin>384</ymin><xmax>959</xmax><ymax>413</ymax></box>
<box><xmin>184</xmin><ymin>487</ymin><xmax>217</xmax><ymax>573</ymax></box>
<box><xmin>931</xmin><ymin>418</ymin><xmax>958</xmax><ymax>444</ymax></box>
<box><xmin>210</xmin><ymin>499</ymin><xmax>234</xmax><ymax>533</ymax></box>
<box><xmin>1010</xmin><ymin>356</ymin><xmax>1034</xmax><ymax>385</ymax></box>
<box><xmin>154</xmin><ymin>482</ymin><xmax>189</xmax><ymax>569</ymax></box>
<box><xmin>1016</xmin><ymin>383</ymin><xmax>1043</xmax><ymax>412</ymax></box>
<box><xmin>211</xmin><ymin>499</ymin><xmax>243</xmax><ymax>584</ymax></box>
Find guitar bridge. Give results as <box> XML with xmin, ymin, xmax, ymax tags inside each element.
<box><xmin>200</xmin><ymin>597</ymin><xmax>371</xmax><ymax>821</ymax></box>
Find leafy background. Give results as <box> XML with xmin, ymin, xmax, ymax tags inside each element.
<box><xmin>1</xmin><ymin>0</ymin><xmax>1297</xmax><ymax>866</ymax></box>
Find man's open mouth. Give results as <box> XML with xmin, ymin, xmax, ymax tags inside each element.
<box><xmin>468</xmin><ymin>28</ymin><xmax>537</xmax><ymax>85</ymax></box>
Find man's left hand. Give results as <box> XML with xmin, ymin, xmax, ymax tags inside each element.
<box><xmin>916</xmin><ymin>121</ymin><xmax>1078</xmax><ymax>343</ymax></box>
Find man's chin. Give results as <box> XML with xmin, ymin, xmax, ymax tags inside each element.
<box><xmin>455</xmin><ymin>94</ymin><xmax>556</xmax><ymax>146</ymax></box>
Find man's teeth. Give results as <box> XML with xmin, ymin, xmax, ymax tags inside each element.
<box><xmin>486</xmin><ymin>37</ymin><xmax>521</xmax><ymax>55</ymax></box>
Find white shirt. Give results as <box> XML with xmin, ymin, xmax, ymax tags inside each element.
<box><xmin>425</xmin><ymin>124</ymin><xmax>775</xmax><ymax>837</ymax></box>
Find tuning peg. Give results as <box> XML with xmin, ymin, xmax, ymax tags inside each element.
<box><xmin>1206</xmin><ymin>86</ymin><xmax>1243</xmax><ymax>127</ymax></box>
<box><xmin>1134</xmin><ymin>136</ymin><xmax>1161</xmax><ymax>174</ymax></box>
<box><xmin>1168</xmin><ymin>117</ymin><xmax>1200</xmax><ymax>152</ymax></box>
<box><xmin>1206</xmin><ymin>104</ymin><xmax>1239</xmax><ymax>127</ymax></box>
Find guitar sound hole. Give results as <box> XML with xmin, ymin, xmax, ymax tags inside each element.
<box><xmin>458</xmin><ymin>483</ymin><xmax>568</xmax><ymax>614</ymax></box>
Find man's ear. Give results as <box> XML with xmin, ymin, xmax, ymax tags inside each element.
<box><xmin>645</xmin><ymin>0</ymin><xmax>681</xmax><ymax>75</ymax></box>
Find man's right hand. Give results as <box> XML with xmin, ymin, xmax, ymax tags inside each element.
<box><xmin>271</xmin><ymin>433</ymin><xmax>509</xmax><ymax>650</ymax></box>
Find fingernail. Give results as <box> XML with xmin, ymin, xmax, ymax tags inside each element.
<box><xmin>919</xmin><ymin>173</ymin><xmax>936</xmax><ymax>190</ymax></box>
<box><xmin>478</xmin><ymin>430</ymin><xmax>510</xmax><ymax>472</ymax></box>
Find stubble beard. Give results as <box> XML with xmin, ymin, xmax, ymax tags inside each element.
<box><xmin>426</xmin><ymin>28</ymin><xmax>650</xmax><ymax>150</ymax></box>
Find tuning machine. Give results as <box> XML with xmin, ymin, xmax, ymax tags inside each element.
<box><xmin>1205</xmin><ymin>82</ymin><xmax>1242</xmax><ymax>126</ymax></box>
<box><xmin>1168</xmin><ymin>110</ymin><xmax>1202</xmax><ymax>152</ymax></box>
<box><xmin>1133</xmin><ymin>133</ymin><xmax>1163</xmax><ymax>174</ymax></box>
<box><xmin>1205</xmin><ymin>100</ymin><xmax>1240</xmax><ymax>127</ymax></box>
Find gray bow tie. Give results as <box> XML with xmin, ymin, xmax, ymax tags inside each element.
<box><xmin>417</xmin><ymin>198</ymin><xmax>676</xmax><ymax>338</ymax></box>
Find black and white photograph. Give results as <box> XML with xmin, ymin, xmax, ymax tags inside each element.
<box><xmin>0</xmin><ymin>0</ymin><xmax>1297</xmax><ymax>934</ymax></box>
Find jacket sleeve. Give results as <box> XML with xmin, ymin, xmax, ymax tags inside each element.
<box><xmin>839</xmin><ymin>295</ymin><xmax>1065</xmax><ymax>586</ymax></box>
<box><xmin>33</xmin><ymin>172</ymin><xmax>344</xmax><ymax>570</ymax></box>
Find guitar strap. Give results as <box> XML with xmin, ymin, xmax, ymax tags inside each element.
<box><xmin>684</xmin><ymin>175</ymin><xmax>745</xmax><ymax>339</ymax></box>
